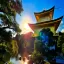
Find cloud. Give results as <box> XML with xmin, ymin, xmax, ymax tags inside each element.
<box><xmin>61</xmin><ymin>29</ymin><xmax>64</xmax><ymax>32</ymax></box>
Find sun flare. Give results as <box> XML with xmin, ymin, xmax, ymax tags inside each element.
<box><xmin>24</xmin><ymin>24</ymin><xmax>30</xmax><ymax>30</ymax></box>
<box><xmin>19</xmin><ymin>15</ymin><xmax>34</xmax><ymax>34</ymax></box>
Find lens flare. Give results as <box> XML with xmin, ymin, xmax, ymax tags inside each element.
<box><xmin>19</xmin><ymin>15</ymin><xmax>34</xmax><ymax>34</ymax></box>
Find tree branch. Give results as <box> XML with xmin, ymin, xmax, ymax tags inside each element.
<box><xmin>2</xmin><ymin>26</ymin><xmax>14</xmax><ymax>30</ymax></box>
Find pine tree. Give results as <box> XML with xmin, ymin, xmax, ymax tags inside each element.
<box><xmin>0</xmin><ymin>0</ymin><xmax>23</xmax><ymax>63</ymax></box>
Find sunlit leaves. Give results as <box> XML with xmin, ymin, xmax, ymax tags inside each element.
<box><xmin>11</xmin><ymin>40</ymin><xmax>18</xmax><ymax>57</ymax></box>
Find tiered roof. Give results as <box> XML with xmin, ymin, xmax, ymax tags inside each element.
<box><xmin>34</xmin><ymin>6</ymin><xmax>55</xmax><ymax>22</ymax></box>
<box><xmin>29</xmin><ymin>16</ymin><xmax>63</xmax><ymax>31</ymax></box>
<box><xmin>29</xmin><ymin>6</ymin><xmax>63</xmax><ymax>31</ymax></box>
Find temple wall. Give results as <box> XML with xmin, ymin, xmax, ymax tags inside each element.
<box><xmin>38</xmin><ymin>16</ymin><xmax>51</xmax><ymax>22</ymax></box>
<box><xmin>32</xmin><ymin>26</ymin><xmax>55</xmax><ymax>37</ymax></box>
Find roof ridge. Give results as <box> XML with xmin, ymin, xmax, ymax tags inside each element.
<box><xmin>36</xmin><ymin>16</ymin><xmax>63</xmax><ymax>24</ymax></box>
<box><xmin>34</xmin><ymin>6</ymin><xmax>55</xmax><ymax>14</ymax></box>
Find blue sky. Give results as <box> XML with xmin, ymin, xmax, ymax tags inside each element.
<box><xmin>16</xmin><ymin>0</ymin><xmax>64</xmax><ymax>33</ymax></box>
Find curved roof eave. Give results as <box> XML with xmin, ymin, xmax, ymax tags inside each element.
<box><xmin>34</xmin><ymin>6</ymin><xmax>55</xmax><ymax>21</ymax></box>
<box><xmin>28</xmin><ymin>16</ymin><xmax>63</xmax><ymax>31</ymax></box>
<box><xmin>34</xmin><ymin>6</ymin><xmax>55</xmax><ymax>15</ymax></box>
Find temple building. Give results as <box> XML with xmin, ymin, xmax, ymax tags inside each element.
<box><xmin>29</xmin><ymin>6</ymin><xmax>63</xmax><ymax>37</ymax></box>
<box><xmin>21</xmin><ymin>6</ymin><xmax>63</xmax><ymax>57</ymax></box>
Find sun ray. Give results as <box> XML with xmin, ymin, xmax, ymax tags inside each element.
<box><xmin>19</xmin><ymin>15</ymin><xmax>34</xmax><ymax>34</ymax></box>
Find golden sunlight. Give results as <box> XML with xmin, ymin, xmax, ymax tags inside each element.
<box><xmin>24</xmin><ymin>24</ymin><xmax>31</xmax><ymax>30</ymax></box>
<box><xmin>24</xmin><ymin>58</ymin><xmax>29</xmax><ymax>64</ymax></box>
<box><xmin>19</xmin><ymin>15</ymin><xmax>34</xmax><ymax>34</ymax></box>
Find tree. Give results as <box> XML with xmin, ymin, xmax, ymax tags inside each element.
<box><xmin>31</xmin><ymin>51</ymin><xmax>50</xmax><ymax>64</ymax></box>
<box><xmin>31</xmin><ymin>28</ymin><xmax>56</xmax><ymax>63</ymax></box>
<box><xmin>0</xmin><ymin>0</ymin><xmax>23</xmax><ymax>63</ymax></box>
<box><xmin>15</xmin><ymin>34</ymin><xmax>24</xmax><ymax>57</ymax></box>
<box><xmin>34</xmin><ymin>40</ymin><xmax>45</xmax><ymax>55</ymax></box>
<box><xmin>32</xmin><ymin>28</ymin><xmax>56</xmax><ymax>63</ymax></box>
<box><xmin>40</xmin><ymin>28</ymin><xmax>56</xmax><ymax>62</ymax></box>
<box><xmin>31</xmin><ymin>36</ymin><xmax>48</xmax><ymax>64</ymax></box>
<box><xmin>57</xmin><ymin>32</ymin><xmax>64</xmax><ymax>55</ymax></box>
<box><xmin>31</xmin><ymin>51</ymin><xmax>44</xmax><ymax>64</ymax></box>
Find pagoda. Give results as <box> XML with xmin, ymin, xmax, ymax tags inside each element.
<box><xmin>29</xmin><ymin>6</ymin><xmax>63</xmax><ymax>37</ymax></box>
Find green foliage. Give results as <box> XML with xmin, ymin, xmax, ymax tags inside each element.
<box><xmin>0</xmin><ymin>28</ymin><xmax>12</xmax><ymax>43</ymax></box>
<box><xmin>31</xmin><ymin>51</ymin><xmax>44</xmax><ymax>64</ymax></box>
<box><xmin>0</xmin><ymin>0</ymin><xmax>22</xmax><ymax>32</ymax></box>
<box><xmin>31</xmin><ymin>39</ymin><xmax>46</xmax><ymax>64</ymax></box>
<box><xmin>11</xmin><ymin>40</ymin><xmax>18</xmax><ymax>57</ymax></box>
<box><xmin>57</xmin><ymin>33</ymin><xmax>64</xmax><ymax>54</ymax></box>
<box><xmin>34</xmin><ymin>40</ymin><xmax>44</xmax><ymax>54</ymax></box>
<box><xmin>0</xmin><ymin>43</ymin><xmax>11</xmax><ymax>63</ymax></box>
<box><xmin>0</xmin><ymin>40</ymin><xmax>18</xmax><ymax>63</ymax></box>
<box><xmin>62</xmin><ymin>43</ymin><xmax>64</xmax><ymax>54</ymax></box>
<box><xmin>7</xmin><ymin>61</ymin><xmax>13</xmax><ymax>64</ymax></box>
<box><xmin>32</xmin><ymin>28</ymin><xmax>56</xmax><ymax>63</ymax></box>
<box><xmin>0</xmin><ymin>0</ymin><xmax>23</xmax><ymax>15</ymax></box>
<box><xmin>0</xmin><ymin>0</ymin><xmax>23</xmax><ymax>63</ymax></box>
